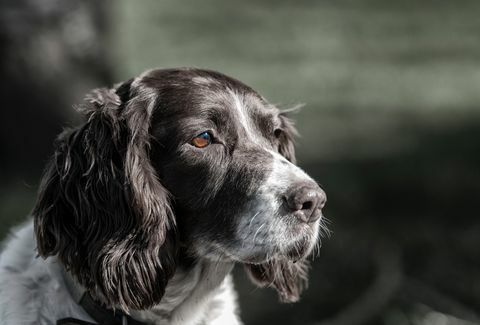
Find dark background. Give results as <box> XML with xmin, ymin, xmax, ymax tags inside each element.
<box><xmin>1</xmin><ymin>1</ymin><xmax>480</xmax><ymax>324</ymax></box>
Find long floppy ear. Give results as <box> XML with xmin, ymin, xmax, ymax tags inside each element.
<box><xmin>33</xmin><ymin>79</ymin><xmax>177</xmax><ymax>311</ymax></box>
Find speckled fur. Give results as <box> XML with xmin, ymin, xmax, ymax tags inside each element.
<box><xmin>0</xmin><ymin>68</ymin><xmax>326</xmax><ymax>324</ymax></box>
<box><xmin>0</xmin><ymin>222</ymin><xmax>241</xmax><ymax>325</ymax></box>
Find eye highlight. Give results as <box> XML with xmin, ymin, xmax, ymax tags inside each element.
<box><xmin>191</xmin><ymin>131</ymin><xmax>212</xmax><ymax>148</ymax></box>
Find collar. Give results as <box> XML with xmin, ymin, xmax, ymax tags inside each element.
<box><xmin>59</xmin><ymin>268</ymin><xmax>148</xmax><ymax>325</ymax></box>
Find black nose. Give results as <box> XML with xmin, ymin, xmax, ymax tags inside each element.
<box><xmin>286</xmin><ymin>183</ymin><xmax>326</xmax><ymax>223</ymax></box>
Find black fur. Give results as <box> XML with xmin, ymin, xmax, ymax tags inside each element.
<box><xmin>34</xmin><ymin>86</ymin><xmax>176</xmax><ymax>310</ymax></box>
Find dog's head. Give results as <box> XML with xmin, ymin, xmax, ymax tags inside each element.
<box><xmin>33</xmin><ymin>68</ymin><xmax>327</xmax><ymax>311</ymax></box>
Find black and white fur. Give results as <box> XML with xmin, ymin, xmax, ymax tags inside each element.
<box><xmin>0</xmin><ymin>68</ymin><xmax>327</xmax><ymax>324</ymax></box>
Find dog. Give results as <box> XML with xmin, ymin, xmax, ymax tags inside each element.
<box><xmin>0</xmin><ymin>68</ymin><xmax>327</xmax><ymax>324</ymax></box>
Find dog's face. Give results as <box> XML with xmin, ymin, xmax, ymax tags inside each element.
<box><xmin>146</xmin><ymin>70</ymin><xmax>325</xmax><ymax>263</ymax></box>
<box><xmin>33</xmin><ymin>68</ymin><xmax>327</xmax><ymax>310</ymax></box>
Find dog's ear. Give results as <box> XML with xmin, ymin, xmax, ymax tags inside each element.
<box><xmin>33</xmin><ymin>79</ymin><xmax>177</xmax><ymax>311</ymax></box>
<box><xmin>245</xmin><ymin>259</ymin><xmax>309</xmax><ymax>303</ymax></box>
<box><xmin>278</xmin><ymin>113</ymin><xmax>298</xmax><ymax>164</ymax></box>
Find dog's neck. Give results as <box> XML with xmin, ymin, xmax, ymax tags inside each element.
<box><xmin>62</xmin><ymin>258</ymin><xmax>235</xmax><ymax>324</ymax></box>
<box><xmin>131</xmin><ymin>259</ymin><xmax>234</xmax><ymax>324</ymax></box>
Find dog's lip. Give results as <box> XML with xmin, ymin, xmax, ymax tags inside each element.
<box><xmin>241</xmin><ymin>256</ymin><xmax>270</xmax><ymax>265</ymax></box>
<box><xmin>241</xmin><ymin>250</ymin><xmax>305</xmax><ymax>265</ymax></box>
<box><xmin>283</xmin><ymin>243</ymin><xmax>310</xmax><ymax>261</ymax></box>
<box><xmin>214</xmin><ymin>244</ymin><xmax>277</xmax><ymax>265</ymax></box>
<box><xmin>223</xmin><ymin>246</ymin><xmax>309</xmax><ymax>265</ymax></box>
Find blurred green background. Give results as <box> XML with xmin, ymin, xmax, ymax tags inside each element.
<box><xmin>1</xmin><ymin>0</ymin><xmax>480</xmax><ymax>324</ymax></box>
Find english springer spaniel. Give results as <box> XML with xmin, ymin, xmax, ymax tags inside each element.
<box><xmin>0</xmin><ymin>68</ymin><xmax>327</xmax><ymax>325</ymax></box>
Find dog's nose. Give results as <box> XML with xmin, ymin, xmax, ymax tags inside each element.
<box><xmin>286</xmin><ymin>183</ymin><xmax>326</xmax><ymax>223</ymax></box>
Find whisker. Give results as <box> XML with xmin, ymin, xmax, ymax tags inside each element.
<box><xmin>319</xmin><ymin>216</ymin><xmax>332</xmax><ymax>238</ymax></box>
<box><xmin>253</xmin><ymin>223</ymin><xmax>266</xmax><ymax>245</ymax></box>
<box><xmin>248</xmin><ymin>211</ymin><xmax>260</xmax><ymax>230</ymax></box>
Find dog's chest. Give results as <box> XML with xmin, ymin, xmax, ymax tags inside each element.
<box><xmin>129</xmin><ymin>261</ymin><xmax>237</xmax><ymax>325</ymax></box>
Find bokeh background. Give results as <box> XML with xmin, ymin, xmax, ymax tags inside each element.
<box><xmin>1</xmin><ymin>1</ymin><xmax>480</xmax><ymax>324</ymax></box>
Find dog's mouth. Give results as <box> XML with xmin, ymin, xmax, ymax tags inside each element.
<box><xmin>193</xmin><ymin>207</ymin><xmax>322</xmax><ymax>265</ymax></box>
<box><xmin>224</xmin><ymin>225</ymin><xmax>317</xmax><ymax>265</ymax></box>
<box><xmin>239</xmin><ymin>248</ymin><xmax>310</xmax><ymax>265</ymax></box>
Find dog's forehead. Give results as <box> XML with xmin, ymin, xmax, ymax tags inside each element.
<box><xmin>195</xmin><ymin>86</ymin><xmax>280</xmax><ymax>146</ymax></box>
<box><xmin>140</xmin><ymin>68</ymin><xmax>280</xmax><ymax>139</ymax></box>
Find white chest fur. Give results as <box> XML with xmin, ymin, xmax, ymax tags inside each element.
<box><xmin>0</xmin><ymin>222</ymin><xmax>242</xmax><ymax>325</ymax></box>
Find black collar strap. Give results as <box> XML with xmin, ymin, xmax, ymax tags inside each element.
<box><xmin>57</xmin><ymin>292</ymin><xmax>148</xmax><ymax>325</ymax></box>
<box><xmin>57</xmin><ymin>318</ymin><xmax>97</xmax><ymax>325</ymax></box>
<box><xmin>58</xmin><ymin>261</ymin><xmax>149</xmax><ymax>325</ymax></box>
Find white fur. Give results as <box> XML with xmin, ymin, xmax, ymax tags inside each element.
<box><xmin>0</xmin><ymin>221</ymin><xmax>242</xmax><ymax>325</ymax></box>
<box><xmin>232</xmin><ymin>150</ymin><xmax>320</xmax><ymax>262</ymax></box>
<box><xmin>191</xmin><ymin>76</ymin><xmax>218</xmax><ymax>86</ymax></box>
<box><xmin>228</xmin><ymin>89</ymin><xmax>258</xmax><ymax>144</ymax></box>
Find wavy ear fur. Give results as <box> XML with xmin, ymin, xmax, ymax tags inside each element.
<box><xmin>33</xmin><ymin>80</ymin><xmax>177</xmax><ymax>311</ymax></box>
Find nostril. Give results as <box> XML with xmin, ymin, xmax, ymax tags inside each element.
<box><xmin>301</xmin><ymin>201</ymin><xmax>313</xmax><ymax>211</ymax></box>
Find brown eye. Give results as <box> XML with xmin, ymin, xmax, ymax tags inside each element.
<box><xmin>274</xmin><ymin>128</ymin><xmax>283</xmax><ymax>138</ymax></box>
<box><xmin>191</xmin><ymin>131</ymin><xmax>212</xmax><ymax>148</ymax></box>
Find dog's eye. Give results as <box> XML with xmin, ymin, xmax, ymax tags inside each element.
<box><xmin>274</xmin><ymin>128</ymin><xmax>283</xmax><ymax>138</ymax></box>
<box><xmin>191</xmin><ymin>131</ymin><xmax>212</xmax><ymax>148</ymax></box>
